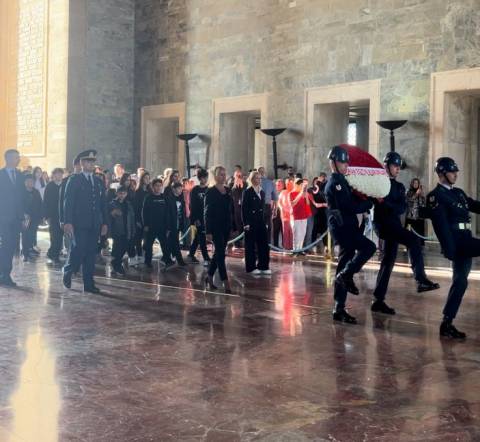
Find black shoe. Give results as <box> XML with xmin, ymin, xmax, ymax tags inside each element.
<box><xmin>440</xmin><ymin>321</ymin><xmax>466</xmax><ymax>339</ymax></box>
<box><xmin>333</xmin><ymin>309</ymin><xmax>357</xmax><ymax>324</ymax></box>
<box><xmin>417</xmin><ymin>280</ymin><xmax>440</xmax><ymax>293</ymax></box>
<box><xmin>164</xmin><ymin>261</ymin><xmax>175</xmax><ymax>270</ymax></box>
<box><xmin>113</xmin><ymin>265</ymin><xmax>126</xmax><ymax>275</ymax></box>
<box><xmin>188</xmin><ymin>255</ymin><xmax>200</xmax><ymax>264</ymax></box>
<box><xmin>84</xmin><ymin>286</ymin><xmax>101</xmax><ymax>294</ymax></box>
<box><xmin>335</xmin><ymin>272</ymin><xmax>360</xmax><ymax>295</ymax></box>
<box><xmin>205</xmin><ymin>276</ymin><xmax>218</xmax><ymax>291</ymax></box>
<box><xmin>0</xmin><ymin>277</ymin><xmax>17</xmax><ymax>287</ymax></box>
<box><xmin>63</xmin><ymin>271</ymin><xmax>72</xmax><ymax>289</ymax></box>
<box><xmin>177</xmin><ymin>259</ymin><xmax>187</xmax><ymax>267</ymax></box>
<box><xmin>371</xmin><ymin>300</ymin><xmax>396</xmax><ymax>315</ymax></box>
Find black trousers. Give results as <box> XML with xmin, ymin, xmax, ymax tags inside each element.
<box><xmin>63</xmin><ymin>227</ymin><xmax>99</xmax><ymax>290</ymax></box>
<box><xmin>143</xmin><ymin>229</ymin><xmax>167</xmax><ymax>264</ymax></box>
<box><xmin>0</xmin><ymin>220</ymin><xmax>20</xmax><ymax>280</ymax></box>
<box><xmin>272</xmin><ymin>214</ymin><xmax>282</xmax><ymax>247</ymax></box>
<box><xmin>443</xmin><ymin>233</ymin><xmax>480</xmax><ymax>320</ymax></box>
<box><xmin>21</xmin><ymin>222</ymin><xmax>38</xmax><ymax>256</ymax></box>
<box><xmin>167</xmin><ymin>229</ymin><xmax>183</xmax><ymax>263</ymax></box>
<box><xmin>111</xmin><ymin>235</ymin><xmax>129</xmax><ymax>269</ymax></box>
<box><xmin>133</xmin><ymin>226</ymin><xmax>144</xmax><ymax>256</ymax></box>
<box><xmin>264</xmin><ymin>204</ymin><xmax>273</xmax><ymax>243</ymax></box>
<box><xmin>48</xmin><ymin>220</ymin><xmax>64</xmax><ymax>260</ymax></box>
<box><xmin>313</xmin><ymin>211</ymin><xmax>328</xmax><ymax>247</ymax></box>
<box><xmin>244</xmin><ymin>224</ymin><xmax>270</xmax><ymax>272</ymax></box>
<box><xmin>189</xmin><ymin>226</ymin><xmax>209</xmax><ymax>260</ymax></box>
<box><xmin>373</xmin><ymin>226</ymin><xmax>428</xmax><ymax>301</ymax></box>
<box><xmin>405</xmin><ymin>218</ymin><xmax>426</xmax><ymax>246</ymax></box>
<box><xmin>208</xmin><ymin>231</ymin><xmax>229</xmax><ymax>281</ymax></box>
<box><xmin>332</xmin><ymin>229</ymin><xmax>376</xmax><ymax>311</ymax></box>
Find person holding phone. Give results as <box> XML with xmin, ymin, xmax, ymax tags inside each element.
<box><xmin>289</xmin><ymin>178</ymin><xmax>312</xmax><ymax>255</ymax></box>
<box><xmin>405</xmin><ymin>178</ymin><xmax>426</xmax><ymax>245</ymax></box>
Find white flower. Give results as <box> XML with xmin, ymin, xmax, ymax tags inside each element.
<box><xmin>345</xmin><ymin>167</ymin><xmax>391</xmax><ymax>198</ymax></box>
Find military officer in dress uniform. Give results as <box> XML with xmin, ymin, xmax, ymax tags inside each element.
<box><xmin>325</xmin><ymin>145</ymin><xmax>377</xmax><ymax>324</ymax></box>
<box><xmin>62</xmin><ymin>150</ymin><xmax>107</xmax><ymax>293</ymax></box>
<box><xmin>427</xmin><ymin>157</ymin><xmax>480</xmax><ymax>339</ymax></box>
<box><xmin>372</xmin><ymin>152</ymin><xmax>439</xmax><ymax>315</ymax></box>
<box><xmin>59</xmin><ymin>153</ymin><xmax>82</xmax><ymax>226</ymax></box>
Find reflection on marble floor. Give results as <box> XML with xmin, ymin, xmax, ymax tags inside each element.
<box><xmin>1</xmin><ymin>244</ymin><xmax>480</xmax><ymax>441</ymax></box>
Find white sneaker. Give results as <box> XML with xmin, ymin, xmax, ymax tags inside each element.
<box><xmin>261</xmin><ymin>269</ymin><xmax>272</xmax><ymax>275</ymax></box>
<box><xmin>249</xmin><ymin>269</ymin><xmax>262</xmax><ymax>275</ymax></box>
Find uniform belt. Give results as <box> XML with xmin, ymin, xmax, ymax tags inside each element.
<box><xmin>453</xmin><ymin>223</ymin><xmax>471</xmax><ymax>230</ymax></box>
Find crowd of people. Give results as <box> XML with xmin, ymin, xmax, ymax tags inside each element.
<box><xmin>4</xmin><ymin>156</ymin><xmax>433</xmax><ymax>264</ymax></box>
<box><xmin>1</xmin><ymin>145</ymin><xmax>479</xmax><ymax>340</ymax></box>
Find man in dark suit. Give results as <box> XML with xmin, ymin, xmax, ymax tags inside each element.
<box><xmin>0</xmin><ymin>149</ymin><xmax>25</xmax><ymax>287</ymax></box>
<box><xmin>62</xmin><ymin>150</ymin><xmax>108</xmax><ymax>294</ymax></box>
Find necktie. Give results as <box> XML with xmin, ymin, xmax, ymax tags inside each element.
<box><xmin>9</xmin><ymin>169</ymin><xmax>15</xmax><ymax>185</ymax></box>
<box><xmin>88</xmin><ymin>174</ymin><xmax>94</xmax><ymax>188</ymax></box>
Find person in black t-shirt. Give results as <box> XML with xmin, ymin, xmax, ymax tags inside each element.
<box><xmin>165</xmin><ymin>182</ymin><xmax>186</xmax><ymax>268</ymax></box>
<box><xmin>108</xmin><ymin>186</ymin><xmax>135</xmax><ymax>275</ymax></box>
<box><xmin>187</xmin><ymin>168</ymin><xmax>210</xmax><ymax>265</ymax></box>
<box><xmin>142</xmin><ymin>179</ymin><xmax>169</xmax><ymax>268</ymax></box>
<box><xmin>43</xmin><ymin>168</ymin><xmax>64</xmax><ymax>264</ymax></box>
<box><xmin>22</xmin><ymin>174</ymin><xmax>43</xmax><ymax>262</ymax></box>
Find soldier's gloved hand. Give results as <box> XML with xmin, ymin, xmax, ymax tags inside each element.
<box><xmin>64</xmin><ymin>224</ymin><xmax>74</xmax><ymax>235</ymax></box>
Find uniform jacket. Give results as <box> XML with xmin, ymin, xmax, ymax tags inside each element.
<box><xmin>374</xmin><ymin>178</ymin><xmax>407</xmax><ymax>231</ymax></box>
<box><xmin>0</xmin><ymin>168</ymin><xmax>25</xmax><ymax>226</ymax></box>
<box><xmin>108</xmin><ymin>198</ymin><xmax>136</xmax><ymax>239</ymax></box>
<box><xmin>325</xmin><ymin>172</ymin><xmax>373</xmax><ymax>233</ymax></box>
<box><xmin>427</xmin><ymin>184</ymin><xmax>480</xmax><ymax>260</ymax></box>
<box><xmin>241</xmin><ymin>187</ymin><xmax>266</xmax><ymax>228</ymax></box>
<box><xmin>63</xmin><ymin>173</ymin><xmax>107</xmax><ymax>230</ymax></box>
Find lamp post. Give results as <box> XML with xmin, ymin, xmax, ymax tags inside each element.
<box><xmin>261</xmin><ymin>128</ymin><xmax>287</xmax><ymax>179</ymax></box>
<box><xmin>176</xmin><ymin>133</ymin><xmax>198</xmax><ymax>178</ymax></box>
<box><xmin>376</xmin><ymin>120</ymin><xmax>408</xmax><ymax>169</ymax></box>
<box><xmin>376</xmin><ymin>120</ymin><xmax>407</xmax><ymax>152</ymax></box>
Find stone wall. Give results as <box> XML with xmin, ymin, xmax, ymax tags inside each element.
<box><xmin>68</xmin><ymin>0</ymin><xmax>135</xmax><ymax>170</ymax></box>
<box><xmin>134</xmin><ymin>0</ymin><xmax>480</xmax><ymax>185</ymax></box>
<box><xmin>16</xmin><ymin>0</ymin><xmax>47</xmax><ymax>157</ymax></box>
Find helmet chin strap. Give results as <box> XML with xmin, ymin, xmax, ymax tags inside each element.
<box><xmin>443</xmin><ymin>171</ymin><xmax>454</xmax><ymax>186</ymax></box>
<box><xmin>385</xmin><ymin>163</ymin><xmax>393</xmax><ymax>178</ymax></box>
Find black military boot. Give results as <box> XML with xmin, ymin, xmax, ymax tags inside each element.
<box><xmin>371</xmin><ymin>300</ymin><xmax>396</xmax><ymax>315</ymax></box>
<box><xmin>335</xmin><ymin>272</ymin><xmax>360</xmax><ymax>295</ymax></box>
<box><xmin>63</xmin><ymin>270</ymin><xmax>72</xmax><ymax>289</ymax></box>
<box><xmin>333</xmin><ymin>309</ymin><xmax>357</xmax><ymax>324</ymax></box>
<box><xmin>417</xmin><ymin>279</ymin><xmax>440</xmax><ymax>293</ymax></box>
<box><xmin>440</xmin><ymin>320</ymin><xmax>466</xmax><ymax>339</ymax></box>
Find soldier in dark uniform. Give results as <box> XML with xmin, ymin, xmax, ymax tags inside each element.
<box><xmin>325</xmin><ymin>146</ymin><xmax>376</xmax><ymax>324</ymax></box>
<box><xmin>427</xmin><ymin>157</ymin><xmax>480</xmax><ymax>339</ymax></box>
<box><xmin>59</xmin><ymin>154</ymin><xmax>82</xmax><ymax>227</ymax></box>
<box><xmin>372</xmin><ymin>152</ymin><xmax>439</xmax><ymax>315</ymax></box>
<box><xmin>62</xmin><ymin>150</ymin><xmax>108</xmax><ymax>294</ymax></box>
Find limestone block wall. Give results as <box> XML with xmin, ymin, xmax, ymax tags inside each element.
<box><xmin>68</xmin><ymin>0</ymin><xmax>135</xmax><ymax>170</ymax></box>
<box><xmin>134</xmin><ymin>0</ymin><xmax>480</xmax><ymax>185</ymax></box>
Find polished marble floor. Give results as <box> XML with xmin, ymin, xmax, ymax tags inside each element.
<box><xmin>1</xmin><ymin>238</ymin><xmax>480</xmax><ymax>441</ymax></box>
